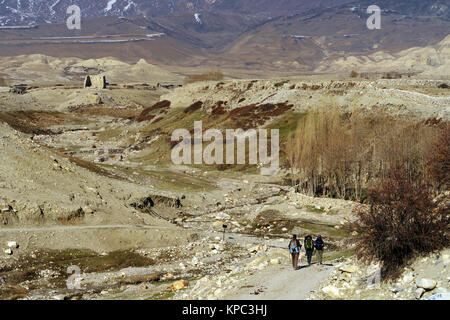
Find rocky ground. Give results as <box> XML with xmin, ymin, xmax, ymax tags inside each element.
<box><xmin>0</xmin><ymin>71</ymin><xmax>449</xmax><ymax>300</ymax></box>
<box><xmin>311</xmin><ymin>249</ymin><xmax>450</xmax><ymax>300</ymax></box>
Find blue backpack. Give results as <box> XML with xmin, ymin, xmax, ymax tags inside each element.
<box><xmin>289</xmin><ymin>239</ymin><xmax>299</xmax><ymax>253</ymax></box>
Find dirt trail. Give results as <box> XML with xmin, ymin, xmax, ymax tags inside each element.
<box><xmin>224</xmin><ymin>262</ymin><xmax>333</xmax><ymax>300</ymax></box>
<box><xmin>208</xmin><ymin>231</ymin><xmax>333</xmax><ymax>300</ymax></box>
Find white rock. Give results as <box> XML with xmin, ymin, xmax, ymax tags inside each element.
<box><xmin>321</xmin><ymin>286</ymin><xmax>341</xmax><ymax>298</ymax></box>
<box><xmin>7</xmin><ymin>241</ymin><xmax>18</xmax><ymax>248</ymax></box>
<box><xmin>269</xmin><ymin>258</ymin><xmax>281</xmax><ymax>265</ymax></box>
<box><xmin>339</xmin><ymin>265</ymin><xmax>359</xmax><ymax>273</ymax></box>
<box><xmin>257</xmin><ymin>262</ymin><xmax>268</xmax><ymax>270</ymax></box>
<box><xmin>416</xmin><ymin>278</ymin><xmax>437</xmax><ymax>290</ymax></box>
<box><xmin>401</xmin><ymin>272</ymin><xmax>414</xmax><ymax>284</ymax></box>
<box><xmin>415</xmin><ymin>288</ymin><xmax>425</xmax><ymax>299</ymax></box>
<box><xmin>4</xmin><ymin>249</ymin><xmax>12</xmax><ymax>255</ymax></box>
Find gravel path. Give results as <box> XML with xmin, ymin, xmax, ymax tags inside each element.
<box><xmin>224</xmin><ymin>262</ymin><xmax>333</xmax><ymax>300</ymax></box>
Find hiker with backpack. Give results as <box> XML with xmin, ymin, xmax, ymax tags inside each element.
<box><xmin>304</xmin><ymin>235</ymin><xmax>314</xmax><ymax>265</ymax></box>
<box><xmin>288</xmin><ymin>234</ymin><xmax>302</xmax><ymax>270</ymax></box>
<box><xmin>314</xmin><ymin>234</ymin><xmax>325</xmax><ymax>265</ymax></box>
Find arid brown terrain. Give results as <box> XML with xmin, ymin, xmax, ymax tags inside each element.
<box><xmin>0</xmin><ymin>0</ymin><xmax>448</xmax><ymax>301</ymax></box>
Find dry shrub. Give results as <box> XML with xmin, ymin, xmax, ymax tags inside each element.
<box><xmin>383</xmin><ymin>71</ymin><xmax>402</xmax><ymax>79</ymax></box>
<box><xmin>426</xmin><ymin>123</ymin><xmax>450</xmax><ymax>191</ymax></box>
<box><xmin>211</xmin><ymin>106</ymin><xmax>226</xmax><ymax>115</ymax></box>
<box><xmin>224</xmin><ymin>102</ymin><xmax>293</xmax><ymax>130</ymax></box>
<box><xmin>184</xmin><ymin>101</ymin><xmax>203</xmax><ymax>113</ymax></box>
<box><xmin>184</xmin><ymin>71</ymin><xmax>224</xmax><ymax>84</ymax></box>
<box><xmin>136</xmin><ymin>100</ymin><xmax>171</xmax><ymax>122</ymax></box>
<box><xmin>350</xmin><ymin>70</ymin><xmax>358</xmax><ymax>78</ymax></box>
<box><xmin>75</xmin><ymin>107</ymin><xmax>140</xmax><ymax>119</ymax></box>
<box><xmin>351</xmin><ymin>169</ymin><xmax>449</xmax><ymax>279</ymax></box>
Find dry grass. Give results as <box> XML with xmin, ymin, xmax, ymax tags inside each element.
<box><xmin>184</xmin><ymin>71</ymin><xmax>224</xmax><ymax>84</ymax></box>
<box><xmin>74</xmin><ymin>107</ymin><xmax>141</xmax><ymax>119</ymax></box>
<box><xmin>0</xmin><ymin>111</ymin><xmax>86</xmax><ymax>134</ymax></box>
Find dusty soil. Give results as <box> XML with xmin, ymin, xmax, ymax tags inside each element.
<box><xmin>0</xmin><ymin>63</ymin><xmax>448</xmax><ymax>300</ymax></box>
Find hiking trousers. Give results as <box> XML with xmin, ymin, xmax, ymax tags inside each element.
<box><xmin>306</xmin><ymin>250</ymin><xmax>313</xmax><ymax>265</ymax></box>
<box><xmin>291</xmin><ymin>252</ymin><xmax>299</xmax><ymax>269</ymax></box>
<box><xmin>316</xmin><ymin>249</ymin><xmax>323</xmax><ymax>264</ymax></box>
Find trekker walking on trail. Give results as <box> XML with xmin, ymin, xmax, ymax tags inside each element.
<box><xmin>314</xmin><ymin>234</ymin><xmax>325</xmax><ymax>265</ymax></box>
<box><xmin>288</xmin><ymin>234</ymin><xmax>301</xmax><ymax>270</ymax></box>
<box><xmin>304</xmin><ymin>235</ymin><xmax>314</xmax><ymax>265</ymax></box>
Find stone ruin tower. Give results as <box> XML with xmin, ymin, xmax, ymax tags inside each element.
<box><xmin>84</xmin><ymin>75</ymin><xmax>107</xmax><ymax>89</ymax></box>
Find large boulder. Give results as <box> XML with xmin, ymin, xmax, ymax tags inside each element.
<box><xmin>322</xmin><ymin>286</ymin><xmax>341</xmax><ymax>299</ymax></box>
<box><xmin>415</xmin><ymin>278</ymin><xmax>437</xmax><ymax>290</ymax></box>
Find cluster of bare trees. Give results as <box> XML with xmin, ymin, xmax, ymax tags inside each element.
<box><xmin>286</xmin><ymin>108</ymin><xmax>447</xmax><ymax>200</ymax></box>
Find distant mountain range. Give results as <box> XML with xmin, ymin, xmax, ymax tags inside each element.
<box><xmin>1</xmin><ymin>0</ymin><xmax>447</xmax><ymax>26</ymax></box>
<box><xmin>0</xmin><ymin>0</ymin><xmax>448</xmax><ymax>73</ymax></box>
<box><xmin>0</xmin><ymin>0</ymin><xmax>358</xmax><ymax>25</ymax></box>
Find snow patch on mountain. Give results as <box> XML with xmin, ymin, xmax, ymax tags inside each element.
<box><xmin>105</xmin><ymin>0</ymin><xmax>117</xmax><ymax>12</ymax></box>
<box><xmin>49</xmin><ymin>0</ymin><xmax>60</xmax><ymax>16</ymax></box>
<box><xmin>194</xmin><ymin>13</ymin><xmax>202</xmax><ymax>25</ymax></box>
<box><xmin>124</xmin><ymin>0</ymin><xmax>136</xmax><ymax>12</ymax></box>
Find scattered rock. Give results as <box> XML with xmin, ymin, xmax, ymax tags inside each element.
<box><xmin>171</xmin><ymin>280</ymin><xmax>189</xmax><ymax>291</ymax></box>
<box><xmin>7</xmin><ymin>241</ymin><xmax>18</xmax><ymax>248</ymax></box>
<box><xmin>322</xmin><ymin>286</ymin><xmax>341</xmax><ymax>299</ymax></box>
<box><xmin>415</xmin><ymin>278</ymin><xmax>437</xmax><ymax>291</ymax></box>
<box><xmin>414</xmin><ymin>288</ymin><xmax>425</xmax><ymax>299</ymax></box>
<box><xmin>269</xmin><ymin>258</ymin><xmax>281</xmax><ymax>265</ymax></box>
<box><xmin>339</xmin><ymin>265</ymin><xmax>359</xmax><ymax>273</ymax></box>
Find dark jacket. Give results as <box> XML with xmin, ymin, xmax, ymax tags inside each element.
<box><xmin>314</xmin><ymin>237</ymin><xmax>325</xmax><ymax>250</ymax></box>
